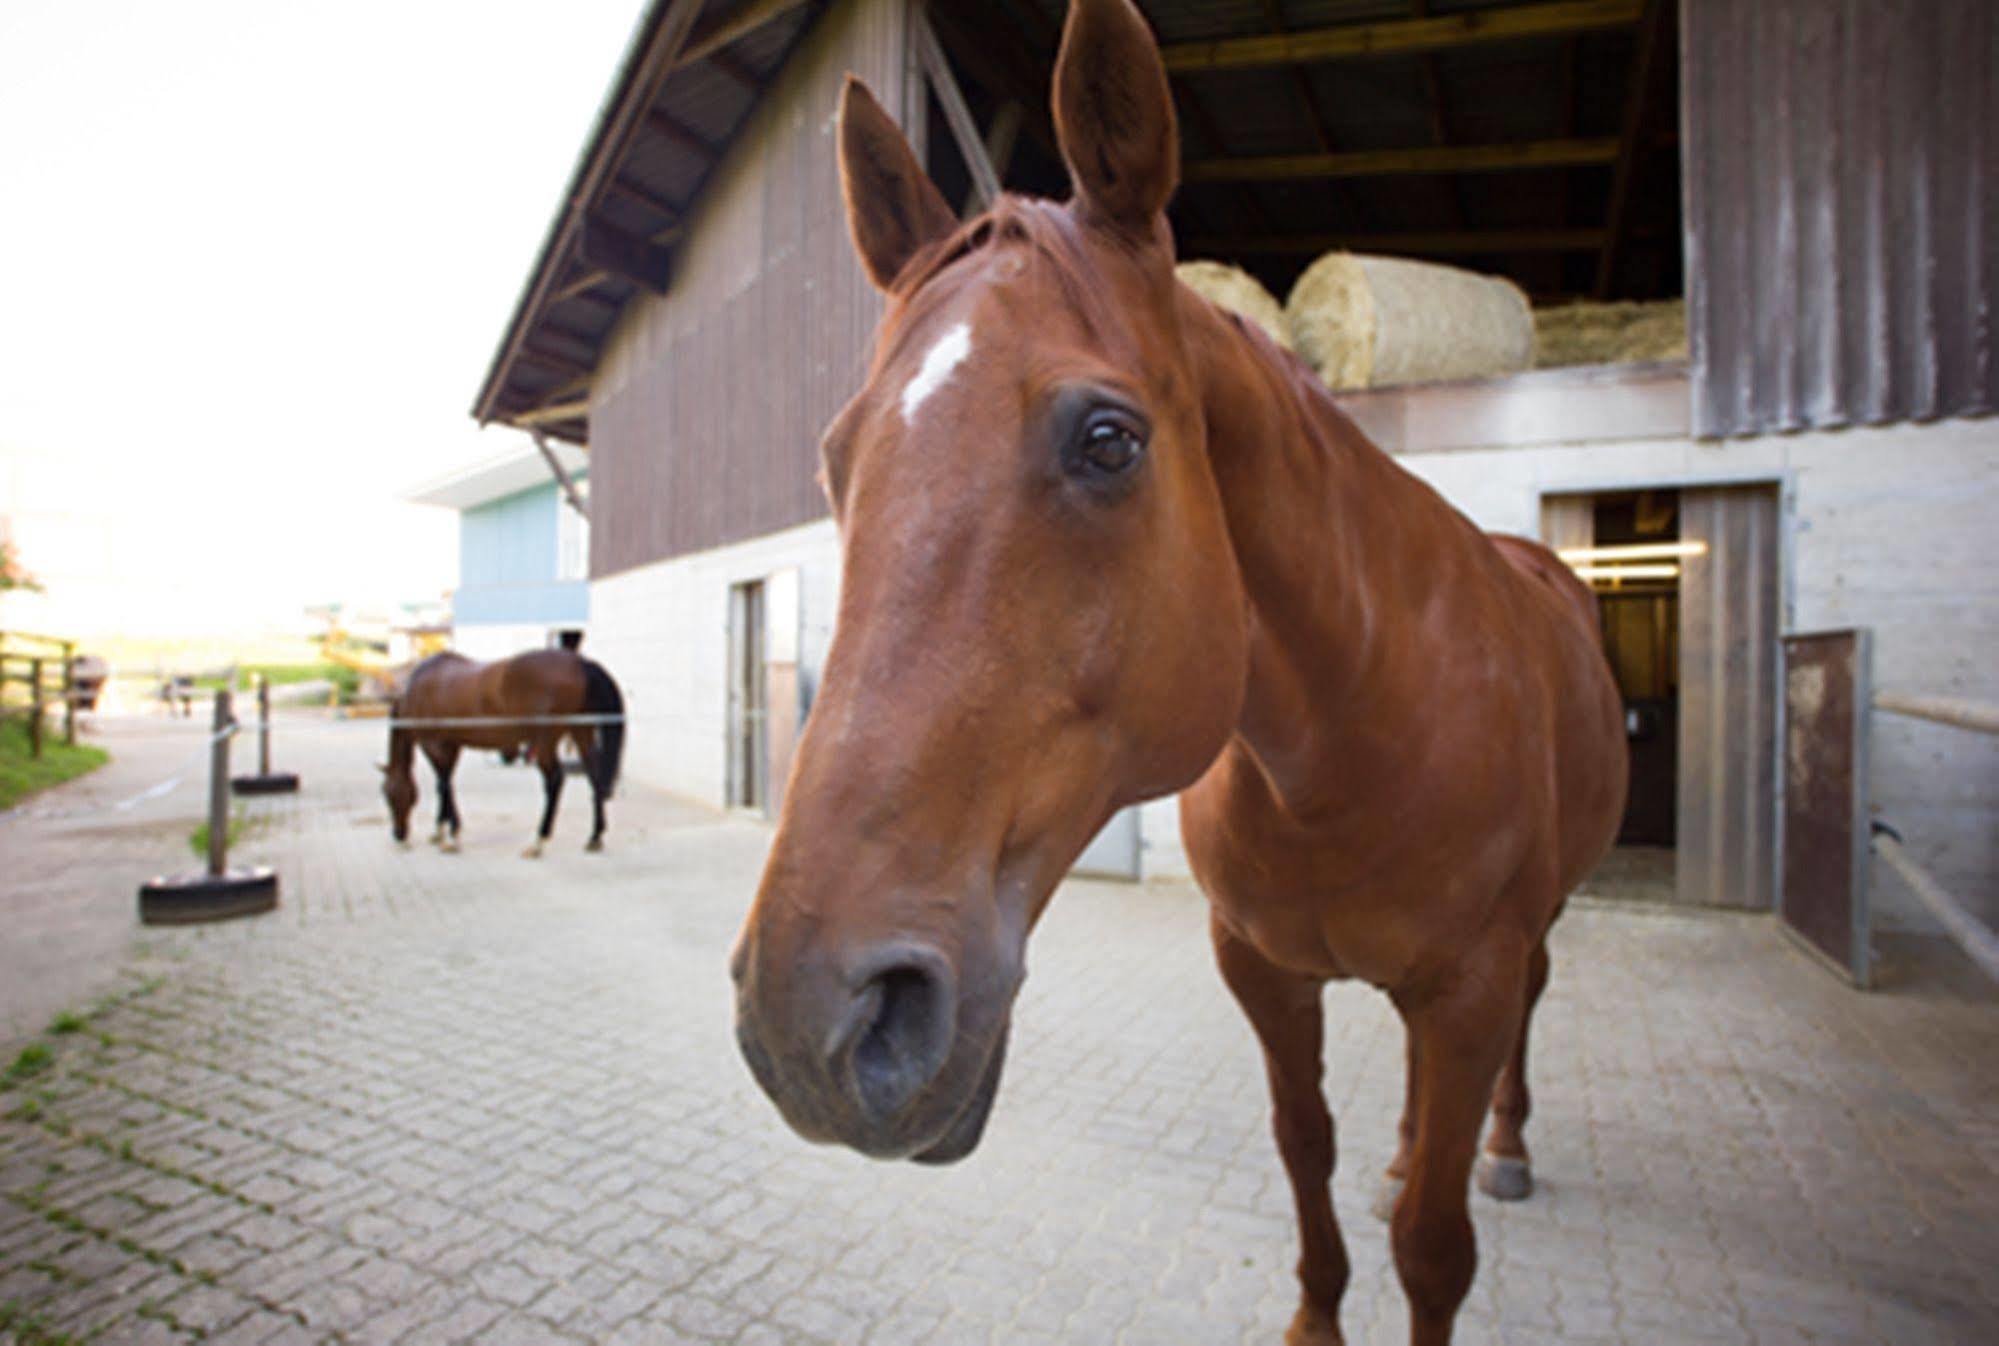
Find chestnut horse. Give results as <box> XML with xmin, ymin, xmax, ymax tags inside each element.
<box><xmin>730</xmin><ymin>2</ymin><xmax>1626</xmax><ymax>1341</ymax></box>
<box><xmin>381</xmin><ymin>649</ymin><xmax>625</xmax><ymax>857</ymax></box>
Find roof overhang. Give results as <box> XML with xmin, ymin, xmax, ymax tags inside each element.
<box><xmin>406</xmin><ymin>442</ymin><xmax>590</xmax><ymax>511</ymax></box>
<box><xmin>471</xmin><ymin>0</ymin><xmax>825</xmax><ymax>444</ymax></box>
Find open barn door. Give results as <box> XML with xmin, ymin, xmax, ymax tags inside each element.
<box><xmin>1677</xmin><ymin>484</ymin><xmax>1780</xmax><ymax>909</ymax></box>
<box><xmin>1778</xmin><ymin>629</ymin><xmax>1873</xmax><ymax>986</ymax></box>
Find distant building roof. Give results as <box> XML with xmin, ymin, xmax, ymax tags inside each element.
<box><xmin>405</xmin><ymin>442</ymin><xmax>589</xmax><ymax>512</ymax></box>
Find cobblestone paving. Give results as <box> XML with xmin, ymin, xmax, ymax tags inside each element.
<box><xmin>3</xmin><ymin>717</ymin><xmax>1997</xmax><ymax>1345</ymax></box>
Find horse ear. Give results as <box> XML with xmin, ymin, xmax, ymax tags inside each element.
<box><xmin>838</xmin><ymin>76</ymin><xmax>956</xmax><ymax>290</ymax></box>
<box><xmin>1053</xmin><ymin>0</ymin><xmax>1179</xmax><ymax>238</ymax></box>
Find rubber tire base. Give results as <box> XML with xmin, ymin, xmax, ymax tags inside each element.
<box><xmin>139</xmin><ymin>867</ymin><xmax>280</xmax><ymax>925</ymax></box>
<box><xmin>231</xmin><ymin>773</ymin><xmax>300</xmax><ymax>796</ymax></box>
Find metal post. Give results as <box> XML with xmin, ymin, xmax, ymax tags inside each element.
<box><xmin>62</xmin><ymin>655</ymin><xmax>77</xmax><ymax>745</ymax></box>
<box><xmin>258</xmin><ymin>676</ymin><xmax>272</xmax><ymax>776</ymax></box>
<box><xmin>208</xmin><ymin>690</ymin><xmax>233</xmax><ymax>878</ymax></box>
<box><xmin>28</xmin><ymin>657</ymin><xmax>43</xmax><ymax>759</ymax></box>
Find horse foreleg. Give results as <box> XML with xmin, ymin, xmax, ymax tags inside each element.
<box><xmin>525</xmin><ymin>747</ymin><xmax>562</xmax><ymax>859</ymax></box>
<box><xmin>1390</xmin><ymin>952</ymin><xmax>1525</xmax><ymax>1346</ymax></box>
<box><xmin>1476</xmin><ymin>937</ymin><xmax>1550</xmax><ymax>1200</ymax></box>
<box><xmin>1212</xmin><ymin>916</ymin><xmax>1348</xmax><ymax>1346</ymax></box>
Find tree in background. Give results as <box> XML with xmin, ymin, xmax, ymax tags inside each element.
<box><xmin>0</xmin><ymin>539</ymin><xmax>40</xmax><ymax>594</ymax></box>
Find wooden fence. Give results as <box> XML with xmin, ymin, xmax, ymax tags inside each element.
<box><xmin>0</xmin><ymin>631</ymin><xmax>81</xmax><ymax>758</ymax></box>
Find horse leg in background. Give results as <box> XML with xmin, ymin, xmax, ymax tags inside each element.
<box><xmin>1373</xmin><ymin>1031</ymin><xmax>1421</xmax><ymax>1222</ymax></box>
<box><xmin>524</xmin><ymin>735</ymin><xmax>563</xmax><ymax>859</ymax></box>
<box><xmin>1213</xmin><ymin>917</ymin><xmax>1349</xmax><ymax>1346</ymax></box>
<box><xmin>573</xmin><ymin>727</ymin><xmax>607</xmax><ymax>852</ymax></box>
<box><xmin>422</xmin><ymin>740</ymin><xmax>463</xmax><ymax>852</ymax></box>
<box><xmin>1389</xmin><ymin>948</ymin><xmax>1526</xmax><ymax>1346</ymax></box>
<box><xmin>1477</xmin><ymin>938</ymin><xmax>1552</xmax><ymax>1201</ymax></box>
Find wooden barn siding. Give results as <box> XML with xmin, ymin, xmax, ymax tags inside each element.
<box><xmin>590</xmin><ymin>0</ymin><xmax>909</xmax><ymax>578</ymax></box>
<box><xmin>1683</xmin><ymin>0</ymin><xmax>1998</xmax><ymax>437</ymax></box>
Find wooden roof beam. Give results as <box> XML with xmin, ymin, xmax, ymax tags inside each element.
<box><xmin>1160</xmin><ymin>0</ymin><xmax>1642</xmax><ymax>73</ymax></box>
<box><xmin>1185</xmin><ymin>227</ymin><xmax>1608</xmax><ymax>257</ymax></box>
<box><xmin>644</xmin><ymin>107</ymin><xmax>720</xmax><ymax>160</ymax></box>
<box><xmin>678</xmin><ymin>0</ymin><xmax>812</xmax><ymax>68</ymax></box>
<box><xmin>707</xmin><ymin>49</ymin><xmax>762</xmax><ymax>94</ymax></box>
<box><xmin>1183</xmin><ymin>138</ymin><xmax>1620</xmax><ymax>184</ymax></box>
<box><xmin>577</xmin><ymin>214</ymin><xmax>672</xmax><ymax>294</ymax></box>
<box><xmin>506</xmin><ymin>399</ymin><xmax>591</xmax><ymax>429</ymax></box>
<box><xmin>1595</xmin><ymin>0</ymin><xmax>1674</xmax><ymax>298</ymax></box>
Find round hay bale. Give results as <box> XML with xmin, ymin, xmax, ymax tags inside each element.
<box><xmin>1533</xmin><ymin>299</ymin><xmax>1688</xmax><ymax>368</ymax></box>
<box><xmin>1283</xmin><ymin>253</ymin><xmax>1534</xmax><ymax>390</ymax></box>
<box><xmin>1175</xmin><ymin>260</ymin><xmax>1291</xmax><ymax>349</ymax></box>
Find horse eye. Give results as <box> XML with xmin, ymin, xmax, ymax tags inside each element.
<box><xmin>1076</xmin><ymin>414</ymin><xmax>1146</xmax><ymax>476</ymax></box>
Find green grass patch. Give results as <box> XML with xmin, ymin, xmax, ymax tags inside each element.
<box><xmin>0</xmin><ymin>714</ymin><xmax>108</xmax><ymax>810</ymax></box>
<box><xmin>46</xmin><ymin>1011</ymin><xmax>85</xmax><ymax>1036</ymax></box>
<box><xmin>188</xmin><ymin>808</ymin><xmax>264</xmax><ymax>860</ymax></box>
<box><xmin>0</xmin><ymin>1301</ymin><xmax>88</xmax><ymax>1346</ymax></box>
<box><xmin>4</xmin><ymin>1042</ymin><xmax>54</xmax><ymax>1085</ymax></box>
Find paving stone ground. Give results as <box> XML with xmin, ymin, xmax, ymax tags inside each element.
<box><xmin>2</xmin><ymin>713</ymin><xmax>1997</xmax><ymax>1345</ymax></box>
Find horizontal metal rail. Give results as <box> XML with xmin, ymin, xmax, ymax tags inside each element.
<box><xmin>387</xmin><ymin>713</ymin><xmax>626</xmax><ymax>731</ymax></box>
<box><xmin>1874</xmin><ymin>691</ymin><xmax>1999</xmax><ymax>735</ymax></box>
<box><xmin>1868</xmin><ymin>690</ymin><xmax>1998</xmax><ymax>983</ymax></box>
<box><xmin>1872</xmin><ymin>830</ymin><xmax>1999</xmax><ymax>984</ymax></box>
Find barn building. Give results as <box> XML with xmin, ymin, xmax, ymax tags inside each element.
<box><xmin>472</xmin><ymin>0</ymin><xmax>1997</xmax><ymax>979</ymax></box>
<box><xmin>407</xmin><ymin>443</ymin><xmax>593</xmax><ymax>661</ymax></box>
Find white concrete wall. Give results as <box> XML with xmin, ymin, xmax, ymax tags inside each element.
<box><xmin>589</xmin><ymin>519</ymin><xmax>841</xmax><ymax>807</ymax></box>
<box><xmin>1393</xmin><ymin>415</ymin><xmax>1999</xmax><ymax>932</ymax></box>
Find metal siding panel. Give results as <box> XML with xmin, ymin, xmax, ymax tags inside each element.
<box><xmin>1676</xmin><ymin>484</ymin><xmax>1779</xmax><ymax>909</ymax></box>
<box><xmin>1685</xmin><ymin>0</ymin><xmax>1995</xmax><ymax>435</ymax></box>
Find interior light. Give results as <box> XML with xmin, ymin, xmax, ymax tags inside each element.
<box><xmin>1574</xmin><ymin>563</ymin><xmax>1680</xmax><ymax>583</ymax></box>
<box><xmin>1557</xmin><ymin>541</ymin><xmax>1709</xmax><ymax>564</ymax></box>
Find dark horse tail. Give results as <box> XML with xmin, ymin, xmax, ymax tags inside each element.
<box><xmin>580</xmin><ymin>658</ymin><xmax>625</xmax><ymax>799</ymax></box>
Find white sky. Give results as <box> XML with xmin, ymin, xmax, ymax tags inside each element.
<box><xmin>0</xmin><ymin>0</ymin><xmax>645</xmax><ymax>637</ymax></box>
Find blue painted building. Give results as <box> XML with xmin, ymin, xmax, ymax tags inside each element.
<box><xmin>407</xmin><ymin>444</ymin><xmax>589</xmax><ymax>660</ymax></box>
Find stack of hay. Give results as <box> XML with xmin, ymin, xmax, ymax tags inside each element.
<box><xmin>1532</xmin><ymin>299</ymin><xmax>1688</xmax><ymax>368</ymax></box>
<box><xmin>1174</xmin><ymin>260</ymin><xmax>1291</xmax><ymax>350</ymax></box>
<box><xmin>1177</xmin><ymin>254</ymin><xmax>1685</xmax><ymax>388</ymax></box>
<box><xmin>1284</xmin><ymin>253</ymin><xmax>1534</xmax><ymax>390</ymax></box>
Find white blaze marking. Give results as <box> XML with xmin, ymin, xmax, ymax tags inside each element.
<box><xmin>899</xmin><ymin>322</ymin><xmax>973</xmax><ymax>424</ymax></box>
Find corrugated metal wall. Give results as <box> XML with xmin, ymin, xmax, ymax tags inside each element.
<box><xmin>589</xmin><ymin>0</ymin><xmax>909</xmax><ymax>578</ymax></box>
<box><xmin>1682</xmin><ymin>0</ymin><xmax>1998</xmax><ymax>437</ymax></box>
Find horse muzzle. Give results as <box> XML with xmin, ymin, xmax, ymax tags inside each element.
<box><xmin>732</xmin><ymin>933</ymin><xmax>1021</xmax><ymax>1163</ymax></box>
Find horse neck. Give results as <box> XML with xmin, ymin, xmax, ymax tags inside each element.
<box><xmin>387</xmin><ymin>721</ymin><xmax>415</xmax><ymax>774</ymax></box>
<box><xmin>1187</xmin><ymin>299</ymin><xmax>1477</xmax><ymax>810</ymax></box>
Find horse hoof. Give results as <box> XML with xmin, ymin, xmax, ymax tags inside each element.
<box><xmin>1285</xmin><ymin>1302</ymin><xmax>1344</xmax><ymax>1345</ymax></box>
<box><xmin>1475</xmin><ymin>1153</ymin><xmax>1534</xmax><ymax>1202</ymax></box>
<box><xmin>522</xmin><ymin>843</ymin><xmax>544</xmax><ymax>860</ymax></box>
<box><xmin>440</xmin><ymin>837</ymin><xmax>460</xmax><ymax>854</ymax></box>
<box><xmin>1370</xmin><ymin>1174</ymin><xmax>1404</xmax><ymax>1223</ymax></box>
<box><xmin>585</xmin><ymin>837</ymin><xmax>604</xmax><ymax>853</ymax></box>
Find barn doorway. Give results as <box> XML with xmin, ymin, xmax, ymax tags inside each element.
<box><xmin>1545</xmin><ymin>482</ymin><xmax>1780</xmax><ymax>908</ymax></box>
<box><xmin>727</xmin><ymin>579</ymin><xmax>767</xmax><ymax>813</ymax></box>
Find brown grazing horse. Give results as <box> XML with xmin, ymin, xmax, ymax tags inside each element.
<box><xmin>730</xmin><ymin>2</ymin><xmax>1627</xmax><ymax>1342</ymax></box>
<box><xmin>381</xmin><ymin>649</ymin><xmax>625</xmax><ymax>857</ymax></box>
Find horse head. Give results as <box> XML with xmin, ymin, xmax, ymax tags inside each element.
<box><xmin>731</xmin><ymin>0</ymin><xmax>1247</xmax><ymax>1162</ymax></box>
<box><xmin>380</xmin><ymin>757</ymin><xmax>416</xmax><ymax>843</ymax></box>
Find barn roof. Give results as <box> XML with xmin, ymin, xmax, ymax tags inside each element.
<box><xmin>474</xmin><ymin>0</ymin><xmax>1678</xmax><ymax>445</ymax></box>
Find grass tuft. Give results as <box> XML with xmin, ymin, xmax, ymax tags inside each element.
<box><xmin>4</xmin><ymin>1042</ymin><xmax>54</xmax><ymax>1085</ymax></box>
<box><xmin>0</xmin><ymin>716</ymin><xmax>108</xmax><ymax>810</ymax></box>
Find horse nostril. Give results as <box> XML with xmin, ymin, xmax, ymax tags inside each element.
<box><xmin>837</xmin><ymin>953</ymin><xmax>955</xmax><ymax>1124</ymax></box>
